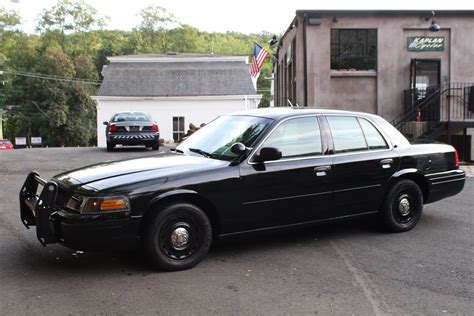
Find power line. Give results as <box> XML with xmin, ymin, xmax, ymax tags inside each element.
<box><xmin>3</xmin><ymin>70</ymin><xmax>102</xmax><ymax>85</ymax></box>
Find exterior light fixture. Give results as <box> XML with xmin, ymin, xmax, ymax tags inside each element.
<box><xmin>428</xmin><ymin>11</ymin><xmax>440</xmax><ymax>32</ymax></box>
<box><xmin>269</xmin><ymin>35</ymin><xmax>278</xmax><ymax>47</ymax></box>
<box><xmin>332</xmin><ymin>16</ymin><xmax>338</xmax><ymax>23</ymax></box>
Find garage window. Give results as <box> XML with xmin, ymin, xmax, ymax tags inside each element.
<box><xmin>173</xmin><ymin>117</ymin><xmax>185</xmax><ymax>142</ymax></box>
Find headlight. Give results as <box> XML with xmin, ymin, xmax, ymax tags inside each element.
<box><xmin>80</xmin><ymin>196</ymin><xmax>130</xmax><ymax>214</ymax></box>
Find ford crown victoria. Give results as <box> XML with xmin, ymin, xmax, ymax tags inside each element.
<box><xmin>20</xmin><ymin>108</ymin><xmax>466</xmax><ymax>270</ymax></box>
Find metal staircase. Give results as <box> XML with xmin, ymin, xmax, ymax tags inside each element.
<box><xmin>391</xmin><ymin>82</ymin><xmax>474</xmax><ymax>141</ymax></box>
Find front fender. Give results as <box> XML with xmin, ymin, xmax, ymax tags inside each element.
<box><xmin>145</xmin><ymin>189</ymin><xmax>200</xmax><ymax>210</ymax></box>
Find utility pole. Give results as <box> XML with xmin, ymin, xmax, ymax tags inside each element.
<box><xmin>0</xmin><ymin>70</ymin><xmax>4</xmax><ymax>139</ymax></box>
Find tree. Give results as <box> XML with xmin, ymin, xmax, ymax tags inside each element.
<box><xmin>0</xmin><ymin>6</ymin><xmax>21</xmax><ymax>34</ymax></box>
<box><xmin>67</xmin><ymin>54</ymin><xmax>98</xmax><ymax>146</ymax></box>
<box><xmin>36</xmin><ymin>0</ymin><xmax>108</xmax><ymax>52</ymax></box>
<box><xmin>36</xmin><ymin>0</ymin><xmax>107</xmax><ymax>33</ymax></box>
<box><xmin>135</xmin><ymin>5</ymin><xmax>178</xmax><ymax>53</ymax></box>
<box><xmin>26</xmin><ymin>45</ymin><xmax>75</xmax><ymax>146</ymax></box>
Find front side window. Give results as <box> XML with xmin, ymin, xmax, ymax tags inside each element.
<box><xmin>173</xmin><ymin>116</ymin><xmax>185</xmax><ymax>143</ymax></box>
<box><xmin>177</xmin><ymin>115</ymin><xmax>273</xmax><ymax>161</ymax></box>
<box><xmin>262</xmin><ymin>116</ymin><xmax>322</xmax><ymax>158</ymax></box>
<box><xmin>331</xmin><ymin>29</ymin><xmax>377</xmax><ymax>70</ymax></box>
<box><xmin>327</xmin><ymin>116</ymin><xmax>367</xmax><ymax>153</ymax></box>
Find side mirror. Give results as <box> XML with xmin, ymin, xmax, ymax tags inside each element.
<box><xmin>103</xmin><ymin>121</ymin><xmax>109</xmax><ymax>126</ymax></box>
<box><xmin>254</xmin><ymin>147</ymin><xmax>282</xmax><ymax>163</ymax></box>
<box><xmin>230</xmin><ymin>142</ymin><xmax>247</xmax><ymax>155</ymax></box>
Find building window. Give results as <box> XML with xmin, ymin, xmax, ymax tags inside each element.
<box><xmin>173</xmin><ymin>116</ymin><xmax>185</xmax><ymax>142</ymax></box>
<box><xmin>331</xmin><ymin>29</ymin><xmax>377</xmax><ymax>71</ymax></box>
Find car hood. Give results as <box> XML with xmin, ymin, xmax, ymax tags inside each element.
<box><xmin>53</xmin><ymin>153</ymin><xmax>229</xmax><ymax>191</ymax></box>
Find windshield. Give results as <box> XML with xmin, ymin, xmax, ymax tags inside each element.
<box><xmin>177</xmin><ymin>115</ymin><xmax>273</xmax><ymax>161</ymax></box>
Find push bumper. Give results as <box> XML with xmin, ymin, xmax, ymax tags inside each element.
<box><xmin>108</xmin><ymin>132</ymin><xmax>159</xmax><ymax>145</ymax></box>
<box><xmin>19</xmin><ymin>172</ymin><xmax>140</xmax><ymax>249</ymax></box>
<box><xmin>425</xmin><ymin>169</ymin><xmax>466</xmax><ymax>204</ymax></box>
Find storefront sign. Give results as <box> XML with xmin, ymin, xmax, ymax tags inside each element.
<box><xmin>408</xmin><ymin>37</ymin><xmax>445</xmax><ymax>51</ymax></box>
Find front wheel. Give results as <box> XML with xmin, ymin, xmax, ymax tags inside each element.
<box><xmin>145</xmin><ymin>203</ymin><xmax>212</xmax><ymax>271</ymax></box>
<box><xmin>380</xmin><ymin>179</ymin><xmax>423</xmax><ymax>232</ymax></box>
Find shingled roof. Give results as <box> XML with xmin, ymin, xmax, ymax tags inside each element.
<box><xmin>98</xmin><ymin>54</ymin><xmax>257</xmax><ymax>97</ymax></box>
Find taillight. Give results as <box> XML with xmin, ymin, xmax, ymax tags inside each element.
<box><xmin>454</xmin><ymin>147</ymin><xmax>460</xmax><ymax>167</ymax></box>
<box><xmin>109</xmin><ymin>124</ymin><xmax>118</xmax><ymax>133</ymax></box>
<box><xmin>151</xmin><ymin>123</ymin><xmax>159</xmax><ymax>132</ymax></box>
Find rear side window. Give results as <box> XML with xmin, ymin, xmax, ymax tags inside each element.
<box><xmin>358</xmin><ymin>118</ymin><xmax>388</xmax><ymax>150</ymax></box>
<box><xmin>327</xmin><ymin>116</ymin><xmax>367</xmax><ymax>153</ymax></box>
<box><xmin>262</xmin><ymin>116</ymin><xmax>322</xmax><ymax>158</ymax></box>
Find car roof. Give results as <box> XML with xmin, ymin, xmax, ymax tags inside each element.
<box><xmin>228</xmin><ymin>107</ymin><xmax>377</xmax><ymax>120</ymax></box>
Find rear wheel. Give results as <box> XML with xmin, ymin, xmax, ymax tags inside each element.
<box><xmin>106</xmin><ymin>141</ymin><xmax>115</xmax><ymax>152</ymax></box>
<box><xmin>151</xmin><ymin>140</ymin><xmax>160</xmax><ymax>151</ymax></box>
<box><xmin>380</xmin><ymin>179</ymin><xmax>423</xmax><ymax>232</ymax></box>
<box><xmin>145</xmin><ymin>203</ymin><xmax>212</xmax><ymax>271</ymax></box>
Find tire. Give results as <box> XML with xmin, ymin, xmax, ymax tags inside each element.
<box><xmin>145</xmin><ymin>203</ymin><xmax>212</xmax><ymax>271</ymax></box>
<box><xmin>151</xmin><ymin>140</ymin><xmax>160</xmax><ymax>151</ymax></box>
<box><xmin>106</xmin><ymin>141</ymin><xmax>115</xmax><ymax>152</ymax></box>
<box><xmin>380</xmin><ymin>179</ymin><xmax>423</xmax><ymax>232</ymax></box>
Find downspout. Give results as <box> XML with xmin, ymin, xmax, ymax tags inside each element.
<box><xmin>303</xmin><ymin>15</ymin><xmax>308</xmax><ymax>107</ymax></box>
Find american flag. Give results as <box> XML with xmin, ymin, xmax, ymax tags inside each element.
<box><xmin>250</xmin><ymin>43</ymin><xmax>269</xmax><ymax>77</ymax></box>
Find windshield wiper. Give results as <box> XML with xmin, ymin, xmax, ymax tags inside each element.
<box><xmin>170</xmin><ymin>147</ymin><xmax>184</xmax><ymax>154</ymax></box>
<box><xmin>188</xmin><ymin>148</ymin><xmax>213</xmax><ymax>158</ymax></box>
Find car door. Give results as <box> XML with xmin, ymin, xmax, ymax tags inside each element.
<box><xmin>323</xmin><ymin>115</ymin><xmax>400</xmax><ymax>217</ymax></box>
<box><xmin>236</xmin><ymin>115</ymin><xmax>333</xmax><ymax>232</ymax></box>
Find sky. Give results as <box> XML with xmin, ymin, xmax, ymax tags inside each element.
<box><xmin>2</xmin><ymin>0</ymin><xmax>473</xmax><ymax>35</ymax></box>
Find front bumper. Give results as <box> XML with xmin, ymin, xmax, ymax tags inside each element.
<box><xmin>425</xmin><ymin>169</ymin><xmax>466</xmax><ymax>204</ymax></box>
<box><xmin>19</xmin><ymin>172</ymin><xmax>140</xmax><ymax>249</ymax></box>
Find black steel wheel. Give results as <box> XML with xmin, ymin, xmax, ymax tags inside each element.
<box><xmin>106</xmin><ymin>141</ymin><xmax>115</xmax><ymax>152</ymax></box>
<box><xmin>146</xmin><ymin>203</ymin><xmax>212</xmax><ymax>271</ymax></box>
<box><xmin>380</xmin><ymin>179</ymin><xmax>423</xmax><ymax>232</ymax></box>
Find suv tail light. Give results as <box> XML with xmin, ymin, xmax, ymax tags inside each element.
<box><xmin>109</xmin><ymin>124</ymin><xmax>118</xmax><ymax>133</ymax></box>
<box><xmin>151</xmin><ymin>123</ymin><xmax>159</xmax><ymax>132</ymax></box>
<box><xmin>454</xmin><ymin>147</ymin><xmax>460</xmax><ymax>167</ymax></box>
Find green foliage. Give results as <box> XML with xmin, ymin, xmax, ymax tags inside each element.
<box><xmin>0</xmin><ymin>6</ymin><xmax>21</xmax><ymax>33</ymax></box>
<box><xmin>36</xmin><ymin>0</ymin><xmax>108</xmax><ymax>33</ymax></box>
<box><xmin>1</xmin><ymin>0</ymin><xmax>276</xmax><ymax>146</ymax></box>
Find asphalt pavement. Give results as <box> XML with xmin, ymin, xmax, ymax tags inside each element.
<box><xmin>0</xmin><ymin>147</ymin><xmax>472</xmax><ymax>315</ymax></box>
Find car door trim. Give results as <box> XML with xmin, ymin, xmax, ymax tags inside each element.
<box><xmin>243</xmin><ymin>190</ymin><xmax>332</xmax><ymax>205</ymax></box>
<box><xmin>219</xmin><ymin>211</ymin><xmax>379</xmax><ymax>237</ymax></box>
<box><xmin>333</xmin><ymin>184</ymin><xmax>381</xmax><ymax>193</ymax></box>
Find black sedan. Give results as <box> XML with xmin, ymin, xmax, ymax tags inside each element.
<box><xmin>20</xmin><ymin>108</ymin><xmax>466</xmax><ymax>271</ymax></box>
<box><xmin>104</xmin><ymin>111</ymin><xmax>160</xmax><ymax>151</ymax></box>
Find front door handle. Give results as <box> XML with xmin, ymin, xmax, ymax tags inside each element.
<box><xmin>314</xmin><ymin>166</ymin><xmax>331</xmax><ymax>177</ymax></box>
<box><xmin>380</xmin><ymin>158</ymin><xmax>393</xmax><ymax>169</ymax></box>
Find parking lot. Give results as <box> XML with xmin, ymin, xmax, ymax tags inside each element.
<box><xmin>1</xmin><ymin>147</ymin><xmax>472</xmax><ymax>315</ymax></box>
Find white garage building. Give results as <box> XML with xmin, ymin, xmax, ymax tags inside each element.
<box><xmin>93</xmin><ymin>54</ymin><xmax>262</xmax><ymax>147</ymax></box>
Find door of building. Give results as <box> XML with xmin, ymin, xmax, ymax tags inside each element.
<box><xmin>409</xmin><ymin>59</ymin><xmax>441</xmax><ymax>122</ymax></box>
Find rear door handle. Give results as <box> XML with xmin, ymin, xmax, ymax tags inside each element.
<box><xmin>380</xmin><ymin>159</ymin><xmax>393</xmax><ymax>169</ymax></box>
<box><xmin>314</xmin><ymin>166</ymin><xmax>331</xmax><ymax>177</ymax></box>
